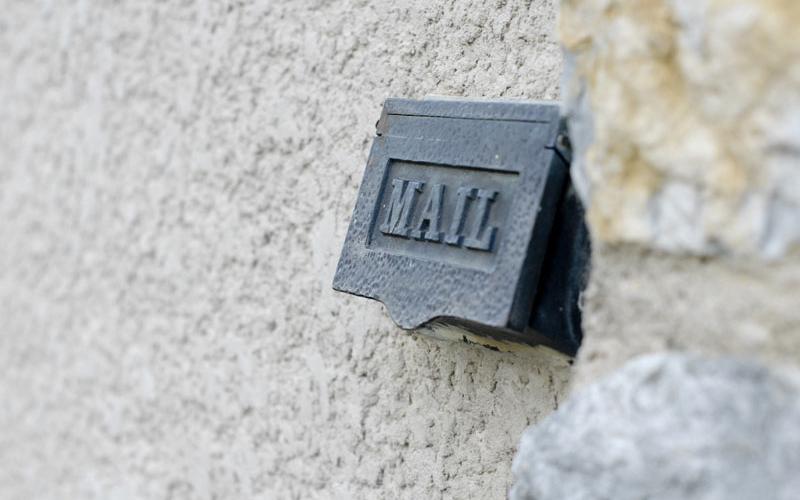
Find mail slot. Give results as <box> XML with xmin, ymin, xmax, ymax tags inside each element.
<box><xmin>333</xmin><ymin>98</ymin><xmax>590</xmax><ymax>356</ymax></box>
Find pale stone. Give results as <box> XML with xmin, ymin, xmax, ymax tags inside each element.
<box><xmin>561</xmin><ymin>0</ymin><xmax>800</xmax><ymax>258</ymax></box>
<box><xmin>511</xmin><ymin>353</ymin><xmax>800</xmax><ymax>500</ymax></box>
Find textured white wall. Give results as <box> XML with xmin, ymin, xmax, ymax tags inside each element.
<box><xmin>0</xmin><ymin>1</ymin><xmax>568</xmax><ymax>499</ymax></box>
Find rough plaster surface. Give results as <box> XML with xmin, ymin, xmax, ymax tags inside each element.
<box><xmin>511</xmin><ymin>353</ymin><xmax>800</xmax><ymax>500</ymax></box>
<box><xmin>561</xmin><ymin>0</ymin><xmax>800</xmax><ymax>258</ymax></box>
<box><xmin>0</xmin><ymin>1</ymin><xmax>569</xmax><ymax>499</ymax></box>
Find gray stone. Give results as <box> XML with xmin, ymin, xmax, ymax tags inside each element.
<box><xmin>511</xmin><ymin>353</ymin><xmax>800</xmax><ymax>500</ymax></box>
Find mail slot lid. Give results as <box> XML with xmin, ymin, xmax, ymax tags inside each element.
<box><xmin>333</xmin><ymin>98</ymin><xmax>568</xmax><ymax>340</ymax></box>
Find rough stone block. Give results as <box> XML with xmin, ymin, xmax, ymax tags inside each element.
<box><xmin>511</xmin><ymin>353</ymin><xmax>800</xmax><ymax>499</ymax></box>
<box><xmin>561</xmin><ymin>0</ymin><xmax>800</xmax><ymax>258</ymax></box>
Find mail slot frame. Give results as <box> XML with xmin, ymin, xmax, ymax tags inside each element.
<box><xmin>333</xmin><ymin>98</ymin><xmax>580</xmax><ymax>352</ymax></box>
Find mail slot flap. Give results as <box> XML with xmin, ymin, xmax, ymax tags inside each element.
<box><xmin>333</xmin><ymin>98</ymin><xmax>584</xmax><ymax>354</ymax></box>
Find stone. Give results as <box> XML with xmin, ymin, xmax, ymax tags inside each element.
<box><xmin>561</xmin><ymin>0</ymin><xmax>800</xmax><ymax>258</ymax></box>
<box><xmin>510</xmin><ymin>353</ymin><xmax>800</xmax><ymax>500</ymax></box>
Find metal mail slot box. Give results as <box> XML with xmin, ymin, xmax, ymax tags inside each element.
<box><xmin>333</xmin><ymin>98</ymin><xmax>588</xmax><ymax>355</ymax></box>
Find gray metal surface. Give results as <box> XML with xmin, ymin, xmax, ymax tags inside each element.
<box><xmin>333</xmin><ymin>98</ymin><xmax>587</xmax><ymax>354</ymax></box>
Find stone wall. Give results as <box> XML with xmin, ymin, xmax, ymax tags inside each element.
<box><xmin>562</xmin><ymin>0</ymin><xmax>800</xmax><ymax>258</ymax></box>
<box><xmin>512</xmin><ymin>354</ymin><xmax>800</xmax><ymax>500</ymax></box>
<box><xmin>511</xmin><ymin>1</ymin><xmax>800</xmax><ymax>497</ymax></box>
<box><xmin>560</xmin><ymin>0</ymin><xmax>800</xmax><ymax>386</ymax></box>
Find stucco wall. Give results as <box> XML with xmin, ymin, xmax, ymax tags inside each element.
<box><xmin>0</xmin><ymin>1</ymin><xmax>568</xmax><ymax>499</ymax></box>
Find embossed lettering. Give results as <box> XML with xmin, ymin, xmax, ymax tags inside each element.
<box><xmin>410</xmin><ymin>183</ymin><xmax>445</xmax><ymax>242</ymax></box>
<box><xmin>464</xmin><ymin>189</ymin><xmax>498</xmax><ymax>252</ymax></box>
<box><xmin>379</xmin><ymin>178</ymin><xmax>424</xmax><ymax>237</ymax></box>
<box><xmin>444</xmin><ymin>187</ymin><xmax>476</xmax><ymax>246</ymax></box>
<box><xmin>378</xmin><ymin>177</ymin><xmax>502</xmax><ymax>253</ymax></box>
